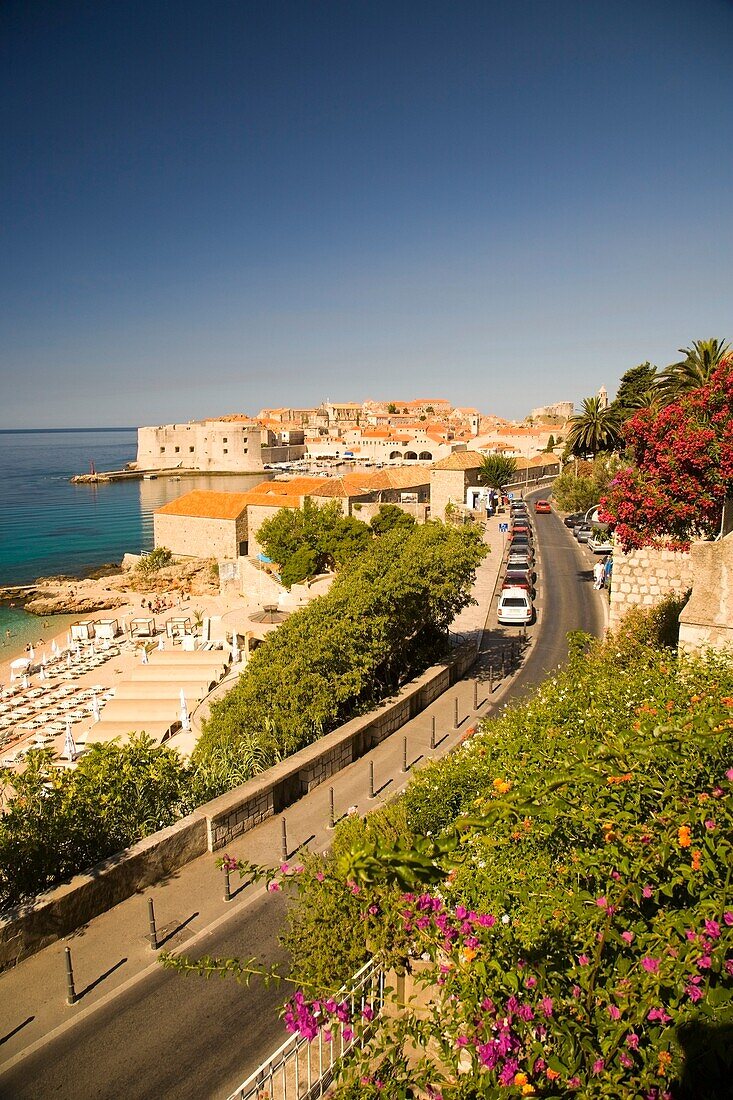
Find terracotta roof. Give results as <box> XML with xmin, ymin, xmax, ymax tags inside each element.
<box><xmin>156</xmin><ymin>490</ymin><xmax>252</xmax><ymax>520</ymax></box>
<box><xmin>431</xmin><ymin>451</ymin><xmax>484</xmax><ymax>471</ymax></box>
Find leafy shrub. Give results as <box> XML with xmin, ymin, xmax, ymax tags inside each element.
<box><xmin>136</xmin><ymin>546</ymin><xmax>173</xmax><ymax>575</ymax></box>
<box><xmin>278</xmin><ymin>612</ymin><xmax>733</xmax><ymax>1097</ymax></box>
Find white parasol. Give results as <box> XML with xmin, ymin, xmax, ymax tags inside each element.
<box><xmin>179</xmin><ymin>688</ymin><xmax>191</xmax><ymax>731</ymax></box>
<box><xmin>64</xmin><ymin>721</ymin><xmax>77</xmax><ymax>762</ymax></box>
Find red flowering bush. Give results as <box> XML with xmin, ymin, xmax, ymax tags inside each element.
<box><xmin>600</xmin><ymin>358</ymin><xmax>733</xmax><ymax>550</ymax></box>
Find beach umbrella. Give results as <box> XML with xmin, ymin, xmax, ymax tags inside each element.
<box><xmin>141</xmin><ymin>647</ymin><xmax>149</xmax><ymax>664</ymax></box>
<box><xmin>179</xmin><ymin>688</ymin><xmax>191</xmax><ymax>731</ymax></box>
<box><xmin>51</xmin><ymin>639</ymin><xmax>59</xmax><ymax>657</ymax></box>
<box><xmin>64</xmin><ymin>721</ymin><xmax>77</xmax><ymax>763</ymax></box>
<box><xmin>230</xmin><ymin>634</ymin><xmax>240</xmax><ymax>665</ymax></box>
<box><xmin>157</xmin><ymin>637</ymin><xmax>165</xmax><ymax>651</ymax></box>
<box><xmin>91</xmin><ymin>694</ymin><xmax>101</xmax><ymax>723</ymax></box>
<box><xmin>66</xmin><ymin>651</ymin><xmax>73</xmax><ymax>668</ymax></box>
<box><xmin>39</xmin><ymin>666</ymin><xmax>48</xmax><ymax>682</ymax></box>
<box><xmin>75</xmin><ymin>643</ymin><xmax>81</xmax><ymax>660</ymax></box>
<box><xmin>41</xmin><ymin>651</ymin><xmax>48</xmax><ymax>666</ymax></box>
<box><xmin>66</xmin><ymin>632</ymin><xmax>71</xmax><ymax>646</ymax></box>
<box><xmin>28</xmin><ymin>645</ymin><xmax>35</xmax><ymax>661</ymax></box>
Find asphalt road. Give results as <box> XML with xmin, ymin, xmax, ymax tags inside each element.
<box><xmin>0</xmin><ymin>890</ymin><xmax>292</xmax><ymax>1100</ymax></box>
<box><xmin>0</xmin><ymin>490</ymin><xmax>604</xmax><ymax>1100</ymax></box>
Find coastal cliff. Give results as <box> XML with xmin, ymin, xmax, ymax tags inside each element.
<box><xmin>0</xmin><ymin>558</ymin><xmax>220</xmax><ymax>616</ymax></box>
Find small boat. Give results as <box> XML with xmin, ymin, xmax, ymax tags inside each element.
<box><xmin>143</xmin><ymin>474</ymin><xmax>158</xmax><ymax>480</ymax></box>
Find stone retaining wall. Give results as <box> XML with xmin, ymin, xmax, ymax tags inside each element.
<box><xmin>0</xmin><ymin>644</ymin><xmax>476</xmax><ymax>968</ymax></box>
<box><xmin>202</xmin><ymin>646</ymin><xmax>473</xmax><ymax>851</ymax></box>
<box><xmin>609</xmin><ymin>543</ymin><xmax>693</xmax><ymax>628</ymax></box>
<box><xmin>0</xmin><ymin>815</ymin><xmax>208</xmax><ymax>970</ymax></box>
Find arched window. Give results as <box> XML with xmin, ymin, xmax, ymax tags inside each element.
<box><xmin>389</xmin><ymin>450</ymin><xmax>402</xmax><ymax>459</ymax></box>
<box><xmin>404</xmin><ymin>451</ymin><xmax>418</xmax><ymax>460</ymax></box>
<box><xmin>418</xmin><ymin>451</ymin><xmax>432</xmax><ymax>460</ymax></box>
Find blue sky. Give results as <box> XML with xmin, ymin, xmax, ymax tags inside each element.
<box><xmin>1</xmin><ymin>0</ymin><xmax>732</xmax><ymax>428</ymax></box>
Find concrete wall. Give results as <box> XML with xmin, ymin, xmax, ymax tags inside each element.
<box><xmin>0</xmin><ymin>644</ymin><xmax>476</xmax><ymax>968</ymax></box>
<box><xmin>352</xmin><ymin>501</ymin><xmax>430</xmax><ymax>524</ymax></box>
<box><xmin>609</xmin><ymin>541</ymin><xmax>693</xmax><ymax>629</ymax></box>
<box><xmin>154</xmin><ymin>512</ymin><xmax>247</xmax><ymax>560</ymax></box>
<box><xmin>0</xmin><ymin>814</ymin><xmax>208</xmax><ymax>970</ymax></box>
<box><xmin>678</xmin><ymin>534</ymin><xmax>733</xmax><ymax>653</ymax></box>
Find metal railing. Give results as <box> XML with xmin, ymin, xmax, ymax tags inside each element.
<box><xmin>227</xmin><ymin>958</ymin><xmax>385</xmax><ymax>1100</ymax></box>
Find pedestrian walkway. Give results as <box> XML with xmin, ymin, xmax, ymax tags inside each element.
<box><xmin>0</xmin><ymin>512</ymin><xmax>531</xmax><ymax>1074</ymax></box>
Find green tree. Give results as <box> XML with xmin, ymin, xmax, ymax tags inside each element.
<box><xmin>552</xmin><ymin>454</ymin><xmax>622</xmax><ymax>513</ymax></box>
<box><xmin>369</xmin><ymin>504</ymin><xmax>416</xmax><ymax>536</ymax></box>
<box><xmin>476</xmin><ymin>454</ymin><xmax>517</xmax><ymax>491</ymax></box>
<box><xmin>194</xmin><ymin>523</ymin><xmax>487</xmax><ymax>784</ymax></box>
<box><xmin>566</xmin><ymin>396</ymin><xmax>622</xmax><ymax>457</ymax></box>
<box><xmin>0</xmin><ymin>736</ymin><xmax>189</xmax><ymax>909</ymax></box>
<box><xmin>544</xmin><ymin>434</ymin><xmax>555</xmax><ymax>451</ymax></box>
<box><xmin>611</xmin><ymin>361</ymin><xmax>659</xmax><ymax>420</ymax></box>
<box><xmin>658</xmin><ymin>338</ymin><xmax>730</xmax><ymax>401</ymax></box>
<box><xmin>257</xmin><ymin>499</ymin><xmax>371</xmax><ymax>583</ymax></box>
<box><xmin>136</xmin><ymin>546</ymin><xmax>172</xmax><ymax>576</ymax></box>
<box><xmin>387</xmin><ymin>403</ymin><xmax>397</xmax><ymax>414</ymax></box>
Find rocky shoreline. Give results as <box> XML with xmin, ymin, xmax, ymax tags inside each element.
<box><xmin>0</xmin><ymin>558</ymin><xmax>219</xmax><ymax>617</ymax></box>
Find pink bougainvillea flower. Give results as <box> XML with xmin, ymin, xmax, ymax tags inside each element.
<box><xmin>578</xmin><ymin>954</ymin><xmax>590</xmax><ymax>966</ymax></box>
<box><xmin>642</xmin><ymin>886</ymin><xmax>653</xmax><ymax>898</ymax></box>
<box><xmin>704</xmin><ymin>920</ymin><xmax>720</xmax><ymax>939</ymax></box>
<box><xmin>608</xmin><ymin>1005</ymin><xmax>621</xmax><ymax>1020</ymax></box>
<box><xmin>641</xmin><ymin>957</ymin><xmax>660</xmax><ymax>972</ymax></box>
<box><xmin>592</xmin><ymin>1058</ymin><xmax>605</xmax><ymax>1074</ymax></box>
<box><xmin>626</xmin><ymin>1033</ymin><xmax>640</xmax><ymax>1050</ymax></box>
<box><xmin>268</xmin><ymin>881</ymin><xmax>281</xmax><ymax>892</ymax></box>
<box><xmin>596</xmin><ymin>896</ymin><xmax>608</xmax><ymax>908</ymax></box>
<box><xmin>648</xmin><ymin>1007</ymin><xmax>671</xmax><ymax>1024</ymax></box>
<box><xmin>315</xmin><ymin>871</ymin><xmax>325</xmax><ymax>882</ymax></box>
<box><xmin>622</xmin><ymin>931</ymin><xmax>635</xmax><ymax>944</ymax></box>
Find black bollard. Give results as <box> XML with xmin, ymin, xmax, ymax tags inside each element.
<box><xmin>473</xmin><ymin>679</ymin><xmax>479</xmax><ymax>710</ymax></box>
<box><xmin>223</xmin><ymin>866</ymin><xmax>231</xmax><ymax>903</ymax></box>
<box><xmin>402</xmin><ymin>736</ymin><xmax>408</xmax><ymax>773</ymax></box>
<box><xmin>280</xmin><ymin>818</ymin><xmax>288</xmax><ymax>862</ymax></box>
<box><xmin>369</xmin><ymin>761</ymin><xmax>375</xmax><ymax>798</ymax></box>
<box><xmin>430</xmin><ymin>715</ymin><xmax>436</xmax><ymax>749</ymax></box>
<box><xmin>328</xmin><ymin>785</ymin><xmax>335</xmax><ymax>829</ymax></box>
<box><xmin>148</xmin><ymin>897</ymin><xmax>158</xmax><ymax>950</ymax></box>
<box><xmin>454</xmin><ymin>697</ymin><xmax>460</xmax><ymax>730</ymax></box>
<box><xmin>64</xmin><ymin>946</ymin><xmax>76</xmax><ymax>1006</ymax></box>
<box><xmin>501</xmin><ymin>648</ymin><xmax>506</xmax><ymax>677</ymax></box>
<box><xmin>489</xmin><ymin>664</ymin><xmax>494</xmax><ymax>693</ymax></box>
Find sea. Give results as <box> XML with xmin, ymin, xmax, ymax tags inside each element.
<box><xmin>0</xmin><ymin>427</ymin><xmax>273</xmax><ymax>661</ymax></box>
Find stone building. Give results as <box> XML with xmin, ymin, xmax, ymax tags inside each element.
<box><xmin>430</xmin><ymin>451</ymin><xmax>485</xmax><ymax>521</ymax></box>
<box><xmin>154</xmin><ymin>491</ymin><xmax>251</xmax><ymax>559</ymax></box>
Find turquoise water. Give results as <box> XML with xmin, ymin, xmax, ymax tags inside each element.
<box><xmin>0</xmin><ymin>428</ymin><xmax>272</xmax><ymax>587</ymax></box>
<box><xmin>0</xmin><ymin>605</ymin><xmax>79</xmax><ymax>664</ymax></box>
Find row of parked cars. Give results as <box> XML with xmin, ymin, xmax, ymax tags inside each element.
<box><xmin>497</xmin><ymin>498</ymin><xmax>540</xmax><ymax>625</ymax></box>
<box><xmin>563</xmin><ymin>509</ymin><xmax>613</xmax><ymax>553</ymax></box>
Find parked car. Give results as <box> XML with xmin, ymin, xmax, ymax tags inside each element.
<box><xmin>563</xmin><ymin>512</ymin><xmax>586</xmax><ymax>528</ymax></box>
<box><xmin>510</xmin><ymin>525</ymin><xmax>532</xmax><ymax>540</ymax></box>
<box><xmin>588</xmin><ymin>532</ymin><xmax>613</xmax><ymax>553</ymax></box>
<box><xmin>502</xmin><ymin>568</ymin><xmax>533</xmax><ymax>593</ymax></box>
<box><xmin>509</xmin><ymin>535</ymin><xmax>532</xmax><ymax>553</ymax></box>
<box><xmin>575</xmin><ymin>523</ymin><xmax>593</xmax><ymax>543</ymax></box>
<box><xmin>534</xmin><ymin>499</ymin><xmax>551</xmax><ymax>513</ymax></box>
<box><xmin>507</xmin><ymin>550</ymin><xmax>534</xmax><ymax>571</ymax></box>
<box><xmin>497</xmin><ymin>587</ymin><xmax>533</xmax><ymax>625</ymax></box>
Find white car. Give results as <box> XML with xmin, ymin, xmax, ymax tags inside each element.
<box><xmin>497</xmin><ymin>587</ymin><xmax>533</xmax><ymax>625</ymax></box>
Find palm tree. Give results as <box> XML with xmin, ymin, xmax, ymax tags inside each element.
<box><xmin>566</xmin><ymin>397</ymin><xmax>622</xmax><ymax>458</ymax></box>
<box><xmin>657</xmin><ymin>338</ymin><xmax>730</xmax><ymax>401</ymax></box>
<box><xmin>477</xmin><ymin>454</ymin><xmax>518</xmax><ymax>491</ymax></box>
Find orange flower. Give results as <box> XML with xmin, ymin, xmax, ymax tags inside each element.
<box><xmin>678</xmin><ymin>825</ymin><xmax>692</xmax><ymax>848</ymax></box>
<box><xmin>721</xmin><ymin>696</ymin><xmax>733</xmax><ymax>706</ymax></box>
<box><xmin>546</xmin><ymin>1068</ymin><xmax>561</xmax><ymax>1081</ymax></box>
<box><xmin>514</xmin><ymin>1073</ymin><xmax>529</xmax><ymax>1087</ymax></box>
<box><xmin>691</xmin><ymin>849</ymin><xmax>702</xmax><ymax>871</ymax></box>
<box><xmin>607</xmin><ymin>773</ymin><xmax>633</xmax><ymax>784</ymax></box>
<box><xmin>657</xmin><ymin>1050</ymin><xmax>672</xmax><ymax>1075</ymax></box>
<box><xmin>522</xmin><ymin>1087</ymin><xmax>536</xmax><ymax>1097</ymax></box>
<box><xmin>493</xmin><ymin>778</ymin><xmax>512</xmax><ymax>794</ymax></box>
<box><xmin>462</xmin><ymin>946</ymin><xmax>477</xmax><ymax>963</ymax></box>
